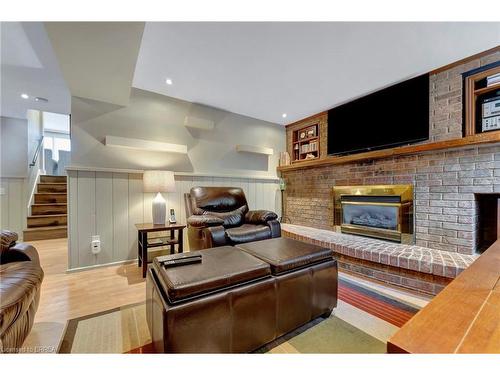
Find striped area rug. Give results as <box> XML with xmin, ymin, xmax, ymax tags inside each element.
<box><xmin>338</xmin><ymin>279</ymin><xmax>418</xmax><ymax>327</ymax></box>
<box><xmin>60</xmin><ymin>276</ymin><xmax>420</xmax><ymax>353</ymax></box>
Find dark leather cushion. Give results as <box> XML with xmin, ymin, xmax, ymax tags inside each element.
<box><xmin>237</xmin><ymin>237</ymin><xmax>333</xmax><ymax>275</ymax></box>
<box><xmin>187</xmin><ymin>215</ymin><xmax>224</xmax><ymax>228</ymax></box>
<box><xmin>189</xmin><ymin>187</ymin><xmax>249</xmax><ymax>215</ymax></box>
<box><xmin>245</xmin><ymin>210</ymin><xmax>278</xmax><ymax>224</ymax></box>
<box><xmin>225</xmin><ymin>224</ymin><xmax>271</xmax><ymax>244</ymax></box>
<box><xmin>204</xmin><ymin>209</ymin><xmax>244</xmax><ymax>228</ymax></box>
<box><xmin>153</xmin><ymin>247</ymin><xmax>271</xmax><ymax>303</ymax></box>
<box><xmin>1</xmin><ymin>230</ymin><xmax>18</xmax><ymax>256</ymax></box>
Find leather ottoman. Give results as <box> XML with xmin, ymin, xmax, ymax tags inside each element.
<box><xmin>146</xmin><ymin>239</ymin><xmax>337</xmax><ymax>353</ymax></box>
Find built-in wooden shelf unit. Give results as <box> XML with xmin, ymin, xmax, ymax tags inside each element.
<box><xmin>464</xmin><ymin>63</ymin><xmax>500</xmax><ymax>137</ymax></box>
<box><xmin>292</xmin><ymin>123</ymin><xmax>320</xmax><ymax>163</ymax></box>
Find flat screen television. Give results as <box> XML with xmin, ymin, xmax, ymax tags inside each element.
<box><xmin>327</xmin><ymin>74</ymin><xmax>430</xmax><ymax>155</ymax></box>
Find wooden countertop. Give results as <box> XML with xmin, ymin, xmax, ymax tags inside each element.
<box><xmin>387</xmin><ymin>240</ymin><xmax>500</xmax><ymax>353</ymax></box>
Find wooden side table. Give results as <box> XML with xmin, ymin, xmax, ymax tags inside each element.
<box><xmin>135</xmin><ymin>223</ymin><xmax>186</xmax><ymax>278</ymax></box>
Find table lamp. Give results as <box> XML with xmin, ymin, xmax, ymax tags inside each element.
<box><xmin>143</xmin><ymin>170</ymin><xmax>176</xmax><ymax>225</ymax></box>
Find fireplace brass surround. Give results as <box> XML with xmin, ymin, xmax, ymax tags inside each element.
<box><xmin>333</xmin><ymin>184</ymin><xmax>414</xmax><ymax>244</ymax></box>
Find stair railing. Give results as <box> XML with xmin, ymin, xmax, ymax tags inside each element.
<box><xmin>29</xmin><ymin>136</ymin><xmax>44</xmax><ymax>167</ymax></box>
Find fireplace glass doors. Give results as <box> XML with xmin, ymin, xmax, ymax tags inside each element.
<box><xmin>342</xmin><ymin>202</ymin><xmax>399</xmax><ymax>231</ymax></box>
<box><xmin>333</xmin><ymin>185</ymin><xmax>414</xmax><ymax>244</ymax></box>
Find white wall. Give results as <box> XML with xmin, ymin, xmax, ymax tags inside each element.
<box><xmin>0</xmin><ymin>116</ymin><xmax>28</xmax><ymax>177</ymax></box>
<box><xmin>67</xmin><ymin>170</ymin><xmax>280</xmax><ymax>270</ymax></box>
<box><xmin>71</xmin><ymin>88</ymin><xmax>285</xmax><ymax>178</ymax></box>
<box><xmin>0</xmin><ymin>177</ymin><xmax>26</xmax><ymax>238</ymax></box>
<box><xmin>68</xmin><ymin>88</ymin><xmax>285</xmax><ymax>269</ymax></box>
<box><xmin>42</xmin><ymin>111</ymin><xmax>70</xmax><ymax>133</ymax></box>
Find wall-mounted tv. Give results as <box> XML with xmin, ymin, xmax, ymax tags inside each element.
<box><xmin>327</xmin><ymin>74</ymin><xmax>430</xmax><ymax>156</ymax></box>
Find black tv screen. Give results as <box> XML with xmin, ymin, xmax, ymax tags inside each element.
<box><xmin>327</xmin><ymin>74</ymin><xmax>430</xmax><ymax>155</ymax></box>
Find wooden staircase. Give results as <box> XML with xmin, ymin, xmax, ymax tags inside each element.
<box><xmin>23</xmin><ymin>175</ymin><xmax>68</xmax><ymax>241</ymax></box>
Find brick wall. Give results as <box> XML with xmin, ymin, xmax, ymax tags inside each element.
<box><xmin>282</xmin><ymin>143</ymin><xmax>500</xmax><ymax>255</ymax></box>
<box><xmin>283</xmin><ymin>48</ymin><xmax>500</xmax><ymax>255</ymax></box>
<box><xmin>429</xmin><ymin>50</ymin><xmax>500</xmax><ymax>142</ymax></box>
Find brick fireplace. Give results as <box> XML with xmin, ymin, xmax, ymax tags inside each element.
<box><xmin>282</xmin><ymin>144</ymin><xmax>500</xmax><ymax>255</ymax></box>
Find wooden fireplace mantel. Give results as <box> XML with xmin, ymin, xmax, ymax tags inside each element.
<box><xmin>277</xmin><ymin>132</ymin><xmax>500</xmax><ymax>172</ymax></box>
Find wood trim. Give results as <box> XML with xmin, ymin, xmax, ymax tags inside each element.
<box><xmin>497</xmin><ymin>198</ymin><xmax>500</xmax><ymax>239</ymax></box>
<box><xmin>430</xmin><ymin>45</ymin><xmax>500</xmax><ymax>75</ymax></box>
<box><xmin>278</xmin><ymin>132</ymin><xmax>500</xmax><ymax>172</ymax></box>
<box><xmin>66</xmin><ymin>165</ymin><xmax>279</xmax><ymax>181</ymax></box>
<box><xmin>285</xmin><ymin>111</ymin><xmax>327</xmax><ymax>128</ymax></box>
<box><xmin>387</xmin><ymin>240</ymin><xmax>500</xmax><ymax>353</ymax></box>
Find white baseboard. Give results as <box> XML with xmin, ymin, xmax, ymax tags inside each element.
<box><xmin>66</xmin><ymin>258</ymin><xmax>137</xmax><ymax>273</ymax></box>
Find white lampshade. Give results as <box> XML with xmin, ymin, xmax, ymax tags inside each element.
<box><xmin>143</xmin><ymin>170</ymin><xmax>176</xmax><ymax>193</ymax></box>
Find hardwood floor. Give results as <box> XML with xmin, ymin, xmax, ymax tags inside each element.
<box><xmin>22</xmin><ymin>238</ymin><xmax>145</xmax><ymax>352</ymax></box>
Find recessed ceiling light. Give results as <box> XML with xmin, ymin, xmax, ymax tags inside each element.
<box><xmin>21</xmin><ymin>93</ymin><xmax>29</xmax><ymax>99</ymax></box>
<box><xmin>282</xmin><ymin>113</ymin><xmax>287</xmax><ymax>118</ymax></box>
<box><xmin>165</xmin><ymin>78</ymin><xmax>173</xmax><ymax>85</ymax></box>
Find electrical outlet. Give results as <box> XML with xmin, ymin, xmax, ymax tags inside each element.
<box><xmin>91</xmin><ymin>235</ymin><xmax>101</xmax><ymax>254</ymax></box>
<box><xmin>0</xmin><ymin>187</ymin><xmax>5</xmax><ymax>195</ymax></box>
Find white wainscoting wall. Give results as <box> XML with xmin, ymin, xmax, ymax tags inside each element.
<box><xmin>67</xmin><ymin>170</ymin><xmax>281</xmax><ymax>270</ymax></box>
<box><xmin>0</xmin><ymin>178</ymin><xmax>27</xmax><ymax>239</ymax></box>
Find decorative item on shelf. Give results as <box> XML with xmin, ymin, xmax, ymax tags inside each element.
<box><xmin>300</xmin><ymin>132</ymin><xmax>306</xmax><ymax>139</ymax></box>
<box><xmin>305</xmin><ymin>153</ymin><xmax>316</xmax><ymax>159</ymax></box>
<box><xmin>294</xmin><ymin>144</ymin><xmax>299</xmax><ymax>150</ymax></box>
<box><xmin>307</xmin><ymin>128</ymin><xmax>315</xmax><ymax>137</ymax></box>
<box><xmin>279</xmin><ymin>151</ymin><xmax>291</xmax><ymax>166</ymax></box>
<box><xmin>279</xmin><ymin>177</ymin><xmax>286</xmax><ymax>191</ymax></box>
<box><xmin>143</xmin><ymin>171</ymin><xmax>176</xmax><ymax>225</ymax></box>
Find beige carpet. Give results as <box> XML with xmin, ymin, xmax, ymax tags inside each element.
<box><xmin>59</xmin><ymin>302</ymin><xmax>386</xmax><ymax>354</ymax></box>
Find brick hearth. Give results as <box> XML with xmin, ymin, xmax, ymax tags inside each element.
<box><xmin>282</xmin><ymin>224</ymin><xmax>476</xmax><ymax>276</ymax></box>
<box><xmin>282</xmin><ymin>223</ymin><xmax>478</xmax><ymax>294</ymax></box>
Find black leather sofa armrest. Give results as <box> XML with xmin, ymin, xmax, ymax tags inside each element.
<box><xmin>267</xmin><ymin>220</ymin><xmax>281</xmax><ymax>238</ymax></box>
<box><xmin>187</xmin><ymin>215</ymin><xmax>225</xmax><ymax>228</ymax></box>
<box><xmin>204</xmin><ymin>226</ymin><xmax>228</xmax><ymax>247</ymax></box>
<box><xmin>0</xmin><ymin>243</ymin><xmax>40</xmax><ymax>265</ymax></box>
<box><xmin>245</xmin><ymin>210</ymin><xmax>278</xmax><ymax>225</ymax></box>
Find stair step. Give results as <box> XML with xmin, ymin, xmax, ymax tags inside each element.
<box><xmin>34</xmin><ymin>193</ymin><xmax>67</xmax><ymax>204</ymax></box>
<box><xmin>23</xmin><ymin>225</ymin><xmax>67</xmax><ymax>241</ymax></box>
<box><xmin>38</xmin><ymin>183</ymin><xmax>67</xmax><ymax>193</ymax></box>
<box><xmin>27</xmin><ymin>214</ymin><xmax>67</xmax><ymax>228</ymax></box>
<box><xmin>31</xmin><ymin>203</ymin><xmax>67</xmax><ymax>215</ymax></box>
<box><xmin>40</xmin><ymin>175</ymin><xmax>67</xmax><ymax>183</ymax></box>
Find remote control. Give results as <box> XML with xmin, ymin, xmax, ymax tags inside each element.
<box><xmin>161</xmin><ymin>256</ymin><xmax>202</xmax><ymax>268</ymax></box>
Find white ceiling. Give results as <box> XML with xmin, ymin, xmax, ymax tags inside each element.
<box><xmin>2</xmin><ymin>22</ymin><xmax>499</xmax><ymax>124</ymax></box>
<box><xmin>0</xmin><ymin>22</ymin><xmax>71</xmax><ymax>119</ymax></box>
<box><xmin>45</xmin><ymin>22</ymin><xmax>145</xmax><ymax>107</ymax></box>
<box><xmin>133</xmin><ymin>22</ymin><xmax>500</xmax><ymax>124</ymax></box>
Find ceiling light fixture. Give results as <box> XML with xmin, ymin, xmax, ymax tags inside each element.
<box><xmin>21</xmin><ymin>93</ymin><xmax>29</xmax><ymax>99</ymax></box>
<box><xmin>165</xmin><ymin>78</ymin><xmax>173</xmax><ymax>85</ymax></box>
<box><xmin>282</xmin><ymin>113</ymin><xmax>287</xmax><ymax>118</ymax></box>
<box><xmin>35</xmin><ymin>97</ymin><xmax>49</xmax><ymax>103</ymax></box>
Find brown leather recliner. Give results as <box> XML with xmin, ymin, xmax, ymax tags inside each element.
<box><xmin>185</xmin><ymin>186</ymin><xmax>281</xmax><ymax>250</ymax></box>
<box><xmin>0</xmin><ymin>231</ymin><xmax>44</xmax><ymax>353</ymax></box>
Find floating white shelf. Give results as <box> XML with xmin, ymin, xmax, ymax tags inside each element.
<box><xmin>104</xmin><ymin>135</ymin><xmax>188</xmax><ymax>154</ymax></box>
<box><xmin>235</xmin><ymin>144</ymin><xmax>274</xmax><ymax>156</ymax></box>
<box><xmin>184</xmin><ymin>116</ymin><xmax>215</xmax><ymax>130</ymax></box>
